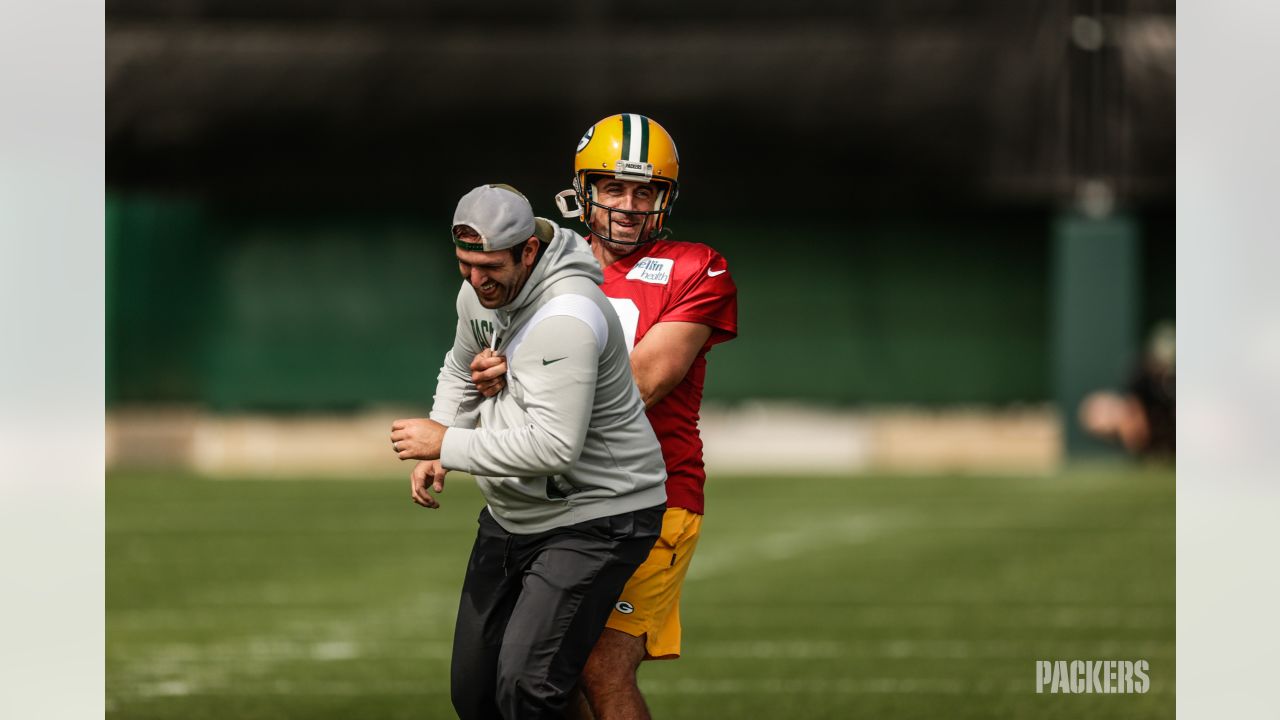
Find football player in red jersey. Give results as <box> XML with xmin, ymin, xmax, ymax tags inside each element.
<box><xmin>471</xmin><ymin>114</ymin><xmax>737</xmax><ymax>720</ymax></box>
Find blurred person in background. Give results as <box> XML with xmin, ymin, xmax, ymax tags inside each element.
<box><xmin>1079</xmin><ymin>320</ymin><xmax>1176</xmax><ymax>459</ymax></box>
<box><xmin>471</xmin><ymin>114</ymin><xmax>738</xmax><ymax>720</ymax></box>
<box><xmin>388</xmin><ymin>183</ymin><xmax>668</xmax><ymax>720</ymax></box>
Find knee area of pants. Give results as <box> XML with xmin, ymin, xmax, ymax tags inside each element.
<box><xmin>495</xmin><ymin>663</ymin><xmax>547</xmax><ymax>709</ymax></box>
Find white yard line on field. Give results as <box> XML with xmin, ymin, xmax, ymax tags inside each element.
<box><xmin>686</xmin><ymin>512</ymin><xmax>903</xmax><ymax>582</ymax></box>
<box><xmin>113</xmin><ymin>591</ymin><xmax>455</xmax><ymax>700</ymax></box>
<box><xmin>691</xmin><ymin>638</ymin><xmax>1174</xmax><ymax>661</ymax></box>
<box><xmin>640</xmin><ymin>675</ymin><xmax>1174</xmax><ymax>696</ymax></box>
<box><xmin>640</xmin><ymin>676</ymin><xmax>972</xmax><ymax>695</ymax></box>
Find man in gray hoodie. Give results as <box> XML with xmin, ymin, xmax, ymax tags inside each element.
<box><xmin>389</xmin><ymin>183</ymin><xmax>667</xmax><ymax>720</ymax></box>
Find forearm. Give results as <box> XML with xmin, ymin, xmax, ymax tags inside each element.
<box><xmin>430</xmin><ymin>320</ymin><xmax>485</xmax><ymax>427</ymax></box>
<box><xmin>430</xmin><ymin>355</ymin><xmax>479</xmax><ymax>427</ymax></box>
<box><xmin>633</xmin><ymin>357</ymin><xmax>682</xmax><ymax>409</ymax></box>
<box><xmin>629</xmin><ymin>321</ymin><xmax>712</xmax><ymax>409</ymax></box>
<box><xmin>441</xmin><ymin>315</ymin><xmax>598</xmax><ymax>476</ymax></box>
<box><xmin>441</xmin><ymin>423</ymin><xmax>582</xmax><ymax>477</ymax></box>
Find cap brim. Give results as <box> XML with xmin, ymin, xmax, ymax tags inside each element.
<box><xmin>534</xmin><ymin>218</ymin><xmax>554</xmax><ymax>244</ymax></box>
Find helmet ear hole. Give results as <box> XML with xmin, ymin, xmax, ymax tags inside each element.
<box><xmin>554</xmin><ymin>189</ymin><xmax>581</xmax><ymax>219</ymax></box>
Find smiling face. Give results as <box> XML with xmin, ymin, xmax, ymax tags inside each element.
<box><xmin>587</xmin><ymin>177</ymin><xmax>660</xmax><ymax>255</ymax></box>
<box><xmin>453</xmin><ymin>227</ymin><xmax>539</xmax><ymax>309</ymax></box>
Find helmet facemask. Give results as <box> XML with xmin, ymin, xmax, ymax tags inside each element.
<box><xmin>582</xmin><ymin>176</ymin><xmax>672</xmax><ymax>247</ymax></box>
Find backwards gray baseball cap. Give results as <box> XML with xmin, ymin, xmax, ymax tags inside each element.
<box><xmin>452</xmin><ymin>183</ymin><xmax>555</xmax><ymax>252</ymax></box>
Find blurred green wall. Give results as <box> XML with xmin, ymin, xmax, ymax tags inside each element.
<box><xmin>106</xmin><ymin>193</ymin><xmax>1172</xmax><ymax>410</ymax></box>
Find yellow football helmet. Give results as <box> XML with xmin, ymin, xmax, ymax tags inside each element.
<box><xmin>555</xmin><ymin>113</ymin><xmax>680</xmax><ymax>245</ymax></box>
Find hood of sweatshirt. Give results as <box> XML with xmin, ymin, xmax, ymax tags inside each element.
<box><xmin>492</xmin><ymin>220</ymin><xmax>602</xmax><ymax>330</ymax></box>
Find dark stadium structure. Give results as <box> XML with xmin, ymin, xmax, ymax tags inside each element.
<box><xmin>107</xmin><ymin>0</ymin><xmax>1174</xmax><ymax>459</ymax></box>
<box><xmin>107</xmin><ymin>0</ymin><xmax>1173</xmax><ymax>210</ymax></box>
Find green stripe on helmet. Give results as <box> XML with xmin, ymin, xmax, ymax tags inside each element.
<box><xmin>620</xmin><ymin>115</ymin><xmax>632</xmax><ymax>162</ymax></box>
<box><xmin>639</xmin><ymin>115</ymin><xmax>650</xmax><ymax>163</ymax></box>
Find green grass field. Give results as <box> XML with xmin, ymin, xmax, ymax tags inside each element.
<box><xmin>107</xmin><ymin>466</ymin><xmax>1174</xmax><ymax>719</ymax></box>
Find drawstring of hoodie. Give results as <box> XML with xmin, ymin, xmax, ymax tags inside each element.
<box><xmin>489</xmin><ymin>318</ymin><xmax>507</xmax><ymax>354</ymax></box>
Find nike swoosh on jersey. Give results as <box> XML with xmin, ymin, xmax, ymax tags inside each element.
<box><xmin>542</xmin><ymin>356</ymin><xmax>569</xmax><ymax>366</ymax></box>
<box><xmin>707</xmin><ymin>269</ymin><xmax>727</xmax><ymax>277</ymax></box>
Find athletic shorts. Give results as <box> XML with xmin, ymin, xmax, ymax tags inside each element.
<box><xmin>605</xmin><ymin>506</ymin><xmax>703</xmax><ymax>660</ymax></box>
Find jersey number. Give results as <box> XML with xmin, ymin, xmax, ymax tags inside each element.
<box><xmin>607</xmin><ymin>297</ymin><xmax>640</xmax><ymax>354</ymax></box>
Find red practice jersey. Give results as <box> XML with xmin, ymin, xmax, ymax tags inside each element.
<box><xmin>599</xmin><ymin>238</ymin><xmax>738</xmax><ymax>515</ymax></box>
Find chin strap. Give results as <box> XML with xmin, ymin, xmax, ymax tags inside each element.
<box><xmin>588</xmin><ymin>226</ymin><xmax>670</xmax><ymax>247</ymax></box>
<box><xmin>563</xmin><ymin>177</ymin><xmax>673</xmax><ymax>244</ymax></box>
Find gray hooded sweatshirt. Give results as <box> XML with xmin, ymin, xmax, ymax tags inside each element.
<box><xmin>431</xmin><ymin>220</ymin><xmax>667</xmax><ymax>534</ymax></box>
